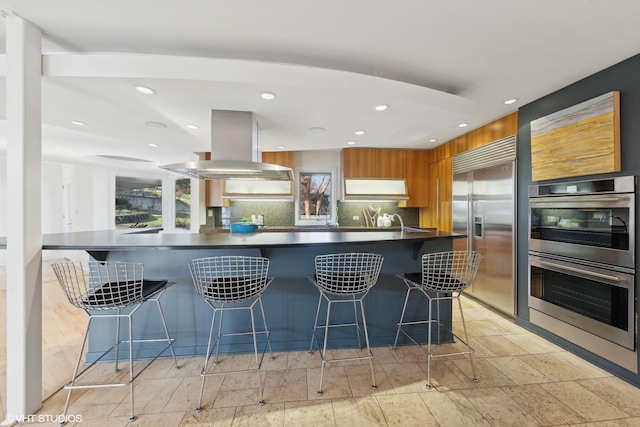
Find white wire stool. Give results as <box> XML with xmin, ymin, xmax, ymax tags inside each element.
<box><xmin>51</xmin><ymin>260</ymin><xmax>179</xmax><ymax>424</ymax></box>
<box><xmin>308</xmin><ymin>252</ymin><xmax>384</xmax><ymax>395</ymax></box>
<box><xmin>392</xmin><ymin>251</ymin><xmax>482</xmax><ymax>389</ymax></box>
<box><xmin>189</xmin><ymin>255</ymin><xmax>274</xmax><ymax>409</ymax></box>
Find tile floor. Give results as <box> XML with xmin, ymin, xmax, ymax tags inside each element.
<box><xmin>16</xmin><ymin>295</ymin><xmax>640</xmax><ymax>426</ymax></box>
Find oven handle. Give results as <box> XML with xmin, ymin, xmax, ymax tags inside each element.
<box><xmin>534</xmin><ymin>259</ymin><xmax>625</xmax><ymax>282</ymax></box>
<box><xmin>529</xmin><ymin>196</ymin><xmax>630</xmax><ymax>205</ymax></box>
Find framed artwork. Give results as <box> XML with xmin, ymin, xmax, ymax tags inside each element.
<box><xmin>530</xmin><ymin>91</ymin><xmax>620</xmax><ymax>181</ymax></box>
<box><xmin>295</xmin><ymin>169</ymin><xmax>336</xmax><ymax>226</ymax></box>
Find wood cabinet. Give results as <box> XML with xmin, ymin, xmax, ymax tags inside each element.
<box><xmin>342</xmin><ymin>148</ymin><xmax>406</xmax><ymax>178</ymax></box>
<box><xmin>262</xmin><ymin>151</ymin><xmax>294</xmax><ymax>169</ymax></box>
<box><xmin>342</xmin><ymin>148</ymin><xmax>377</xmax><ymax>178</ymax></box>
<box><xmin>405</xmin><ymin>150</ymin><xmax>430</xmax><ymax>207</ymax></box>
<box><xmin>426</xmin><ymin>157</ymin><xmax>452</xmax><ymax>230</ymax></box>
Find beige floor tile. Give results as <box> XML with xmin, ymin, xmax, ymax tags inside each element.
<box><xmin>284</xmin><ymin>400</ymin><xmax>336</xmax><ymax>427</ymax></box>
<box><xmin>502</xmin><ymin>383</ymin><xmax>587</xmax><ymax>425</ymax></box>
<box><xmin>616</xmin><ymin>418</ymin><xmax>640</xmax><ymax>426</ymax></box>
<box><xmin>490</xmin><ymin>317</ymin><xmax>529</xmax><ymax>334</ymax></box>
<box><xmin>473</xmin><ymin>335</ymin><xmax>529</xmax><ymax>356</ymax></box>
<box><xmin>552</xmin><ymin>351</ymin><xmax>612</xmax><ymax>379</ymax></box>
<box><xmin>331</xmin><ymin>396</ymin><xmax>386</xmax><ymax>427</ymax></box>
<box><xmin>452</xmin><ymin>358</ymin><xmax>515</xmax><ymax>388</ymax></box>
<box><xmin>419</xmin><ymin>390</ymin><xmax>491</xmax><ymax>426</ymax></box>
<box><xmin>163</xmin><ymin>375</ymin><xmax>224</xmax><ymax>413</ymax></box>
<box><xmin>322</xmin><ymin>348</ymin><xmax>366</xmax><ymax>366</ymax></box>
<box><xmin>453</xmin><ymin>319</ymin><xmax>509</xmax><ymax>337</ymax></box>
<box><xmin>165</xmin><ymin>357</ymin><xmax>206</xmax><ymax>378</ymax></box>
<box><xmin>503</xmin><ymin>333</ymin><xmax>563</xmax><ymax>354</ymax></box>
<box><xmin>213</xmin><ymin>387</ymin><xmax>263</xmax><ymax>408</ymax></box>
<box><xmin>486</xmin><ymin>356</ymin><xmax>552</xmax><ymax>385</ymax></box>
<box><xmin>260</xmin><ymin>352</ymin><xmax>288</xmax><ymax>371</ymax></box>
<box><xmin>381</xmin><ymin>362</ymin><xmax>429</xmax><ymax>393</ymax></box>
<box><xmin>287</xmin><ymin>350</ymin><xmax>322</xmax><ymax>369</ymax></box>
<box><xmin>306</xmin><ymin>366</ymin><xmax>353</xmax><ymax>400</ymax></box>
<box><xmin>376</xmin><ymin>393</ymin><xmax>438</xmax><ymax>427</ymax></box>
<box><xmin>389</xmin><ymin>344</ymin><xmax>428</xmax><ymax>363</ymax></box>
<box><xmin>519</xmin><ymin>353</ymin><xmax>591</xmax><ymax>382</ymax></box>
<box><xmin>179</xmin><ymin>405</ymin><xmax>235</xmax><ymax>427</ymax></box>
<box><xmin>231</xmin><ymin>402</ymin><xmax>285</xmax><ymax>427</ymax></box>
<box><xmin>127</xmin><ymin>411</ymin><xmax>187</xmax><ymax>426</ymax></box>
<box><xmin>263</xmin><ymin>368</ymin><xmax>307</xmax><ymax>403</ymax></box>
<box><xmin>345</xmin><ymin>363</ymin><xmax>395</xmax><ymax>397</ymax></box>
<box><xmin>110</xmin><ymin>377</ymin><xmax>184</xmax><ymax>416</ymax></box>
<box><xmin>541</xmin><ymin>381</ymin><xmax>630</xmax><ymax>422</ymax></box>
<box><xmin>579</xmin><ymin>377</ymin><xmax>640</xmax><ymax>417</ymax></box>
<box><xmin>460</xmin><ymin>387</ymin><xmax>540</xmax><ymax>426</ymax></box>
<box><xmin>420</xmin><ymin>359</ymin><xmax>477</xmax><ymax>391</ymax></box>
<box><xmin>206</xmin><ymin>353</ymin><xmax>252</xmax><ymax>374</ymax></box>
<box><xmin>369</xmin><ymin>345</ymin><xmax>399</xmax><ymax>364</ymax></box>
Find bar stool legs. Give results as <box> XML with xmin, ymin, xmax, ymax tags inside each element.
<box><xmin>52</xmin><ymin>261</ymin><xmax>179</xmax><ymax>425</ymax></box>
<box><xmin>307</xmin><ymin>252</ymin><xmax>384</xmax><ymax>395</ymax></box>
<box><xmin>189</xmin><ymin>256</ymin><xmax>275</xmax><ymax>410</ymax></box>
<box><xmin>393</xmin><ymin>251</ymin><xmax>482</xmax><ymax>389</ymax></box>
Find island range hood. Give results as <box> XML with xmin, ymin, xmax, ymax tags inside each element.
<box><xmin>160</xmin><ymin>110</ymin><xmax>294</xmax><ymax>181</ymax></box>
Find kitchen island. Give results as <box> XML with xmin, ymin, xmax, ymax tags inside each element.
<box><xmin>41</xmin><ymin>229</ymin><xmax>465</xmax><ymax>361</ymax></box>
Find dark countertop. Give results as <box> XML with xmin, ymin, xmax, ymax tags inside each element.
<box><xmin>34</xmin><ymin>228</ymin><xmax>464</xmax><ymax>251</ymax></box>
<box><xmin>200</xmin><ymin>225</ymin><xmax>429</xmax><ymax>233</ymax></box>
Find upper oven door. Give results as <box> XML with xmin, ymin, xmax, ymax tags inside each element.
<box><xmin>529</xmin><ymin>193</ymin><xmax>635</xmax><ymax>269</ymax></box>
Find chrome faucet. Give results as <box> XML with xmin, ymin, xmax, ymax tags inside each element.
<box><xmin>390</xmin><ymin>213</ymin><xmax>404</xmax><ymax>231</ymax></box>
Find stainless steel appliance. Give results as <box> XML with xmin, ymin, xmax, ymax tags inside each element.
<box><xmin>452</xmin><ymin>135</ymin><xmax>517</xmax><ymax>316</ymax></box>
<box><xmin>528</xmin><ymin>175</ymin><xmax>637</xmax><ymax>371</ymax></box>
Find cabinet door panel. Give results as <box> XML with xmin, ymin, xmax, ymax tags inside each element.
<box><xmin>342</xmin><ymin>148</ymin><xmax>376</xmax><ymax>177</ymax></box>
<box><xmin>406</xmin><ymin>150</ymin><xmax>429</xmax><ymax>207</ymax></box>
<box><xmin>376</xmin><ymin>149</ymin><xmax>406</xmax><ymax>178</ymax></box>
<box><xmin>262</xmin><ymin>151</ymin><xmax>294</xmax><ymax>168</ymax></box>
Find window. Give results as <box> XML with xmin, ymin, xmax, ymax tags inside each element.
<box><xmin>175</xmin><ymin>178</ymin><xmax>191</xmax><ymax>229</ymax></box>
<box><xmin>115</xmin><ymin>176</ymin><xmax>162</xmax><ymax>229</ymax></box>
<box><xmin>295</xmin><ymin>169</ymin><xmax>336</xmax><ymax>226</ymax></box>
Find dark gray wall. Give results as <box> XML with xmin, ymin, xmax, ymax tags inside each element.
<box><xmin>516</xmin><ymin>53</ymin><xmax>640</xmax><ymax>384</ymax></box>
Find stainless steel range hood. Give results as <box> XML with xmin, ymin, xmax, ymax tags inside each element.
<box><xmin>161</xmin><ymin>110</ymin><xmax>294</xmax><ymax>181</ymax></box>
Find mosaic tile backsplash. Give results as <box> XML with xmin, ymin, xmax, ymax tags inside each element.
<box><xmin>203</xmin><ymin>201</ymin><xmax>418</xmax><ymax>228</ymax></box>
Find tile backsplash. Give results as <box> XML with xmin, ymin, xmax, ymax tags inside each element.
<box><xmin>204</xmin><ymin>201</ymin><xmax>418</xmax><ymax>228</ymax></box>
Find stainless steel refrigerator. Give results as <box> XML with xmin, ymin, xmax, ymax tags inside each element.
<box><xmin>452</xmin><ymin>136</ymin><xmax>517</xmax><ymax>317</ymax></box>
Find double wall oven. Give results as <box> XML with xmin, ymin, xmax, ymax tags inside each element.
<box><xmin>528</xmin><ymin>176</ymin><xmax>636</xmax><ymax>363</ymax></box>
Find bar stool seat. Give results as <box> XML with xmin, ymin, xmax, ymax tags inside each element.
<box><xmin>393</xmin><ymin>250</ymin><xmax>482</xmax><ymax>389</ymax></box>
<box><xmin>51</xmin><ymin>260</ymin><xmax>179</xmax><ymax>423</ymax></box>
<box><xmin>308</xmin><ymin>252</ymin><xmax>384</xmax><ymax>395</ymax></box>
<box><xmin>189</xmin><ymin>255</ymin><xmax>274</xmax><ymax>409</ymax></box>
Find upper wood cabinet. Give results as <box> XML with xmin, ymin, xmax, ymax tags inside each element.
<box><xmin>262</xmin><ymin>151</ymin><xmax>294</xmax><ymax>168</ymax></box>
<box><xmin>342</xmin><ymin>148</ymin><xmax>406</xmax><ymax>178</ymax></box>
<box><xmin>342</xmin><ymin>148</ymin><xmax>377</xmax><ymax>178</ymax></box>
<box><xmin>405</xmin><ymin>150</ymin><xmax>430</xmax><ymax>207</ymax></box>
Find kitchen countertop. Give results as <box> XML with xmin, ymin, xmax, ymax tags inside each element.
<box><xmin>35</xmin><ymin>228</ymin><xmax>462</xmax><ymax>251</ymax></box>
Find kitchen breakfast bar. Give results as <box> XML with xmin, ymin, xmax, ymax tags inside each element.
<box><xmin>41</xmin><ymin>228</ymin><xmax>465</xmax><ymax>361</ymax></box>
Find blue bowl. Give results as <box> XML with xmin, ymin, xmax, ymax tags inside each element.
<box><xmin>231</xmin><ymin>222</ymin><xmax>258</xmax><ymax>233</ymax></box>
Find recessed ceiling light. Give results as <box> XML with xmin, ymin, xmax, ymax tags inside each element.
<box><xmin>458</xmin><ymin>123</ymin><xmax>469</xmax><ymax>128</ymax></box>
<box><xmin>70</xmin><ymin>120</ymin><xmax>86</xmax><ymax>126</ymax></box>
<box><xmin>354</xmin><ymin>130</ymin><xmax>366</xmax><ymax>135</ymax></box>
<box><xmin>135</xmin><ymin>85</ymin><xmax>156</xmax><ymax>95</ymax></box>
<box><xmin>307</xmin><ymin>127</ymin><xmax>326</xmax><ymax>134</ymax></box>
<box><xmin>145</xmin><ymin>121</ymin><xmax>167</xmax><ymax>129</ymax></box>
<box><xmin>186</xmin><ymin>124</ymin><xmax>199</xmax><ymax>130</ymax></box>
<box><xmin>429</xmin><ymin>138</ymin><xmax>437</xmax><ymax>143</ymax></box>
<box><xmin>148</xmin><ymin>143</ymin><xmax>159</xmax><ymax>147</ymax></box>
<box><xmin>261</xmin><ymin>91</ymin><xmax>276</xmax><ymax>100</ymax></box>
<box><xmin>347</xmin><ymin>141</ymin><xmax>357</xmax><ymax>145</ymax></box>
<box><xmin>504</xmin><ymin>98</ymin><xmax>518</xmax><ymax>105</ymax></box>
<box><xmin>374</xmin><ymin>104</ymin><xmax>389</xmax><ymax>111</ymax></box>
<box><xmin>277</xmin><ymin>145</ymin><xmax>286</xmax><ymax>149</ymax></box>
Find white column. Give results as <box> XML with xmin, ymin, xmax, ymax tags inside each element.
<box><xmin>2</xmin><ymin>14</ymin><xmax>43</xmax><ymax>426</ymax></box>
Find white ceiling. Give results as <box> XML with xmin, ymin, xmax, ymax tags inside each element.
<box><xmin>1</xmin><ymin>0</ymin><xmax>640</xmax><ymax>174</ymax></box>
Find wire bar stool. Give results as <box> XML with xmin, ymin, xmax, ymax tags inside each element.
<box><xmin>189</xmin><ymin>255</ymin><xmax>274</xmax><ymax>409</ymax></box>
<box><xmin>308</xmin><ymin>252</ymin><xmax>384</xmax><ymax>395</ymax></box>
<box><xmin>392</xmin><ymin>250</ymin><xmax>482</xmax><ymax>388</ymax></box>
<box><xmin>51</xmin><ymin>260</ymin><xmax>179</xmax><ymax>423</ymax></box>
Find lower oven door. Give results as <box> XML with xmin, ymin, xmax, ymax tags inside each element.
<box><xmin>529</xmin><ymin>252</ymin><xmax>635</xmax><ymax>350</ymax></box>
